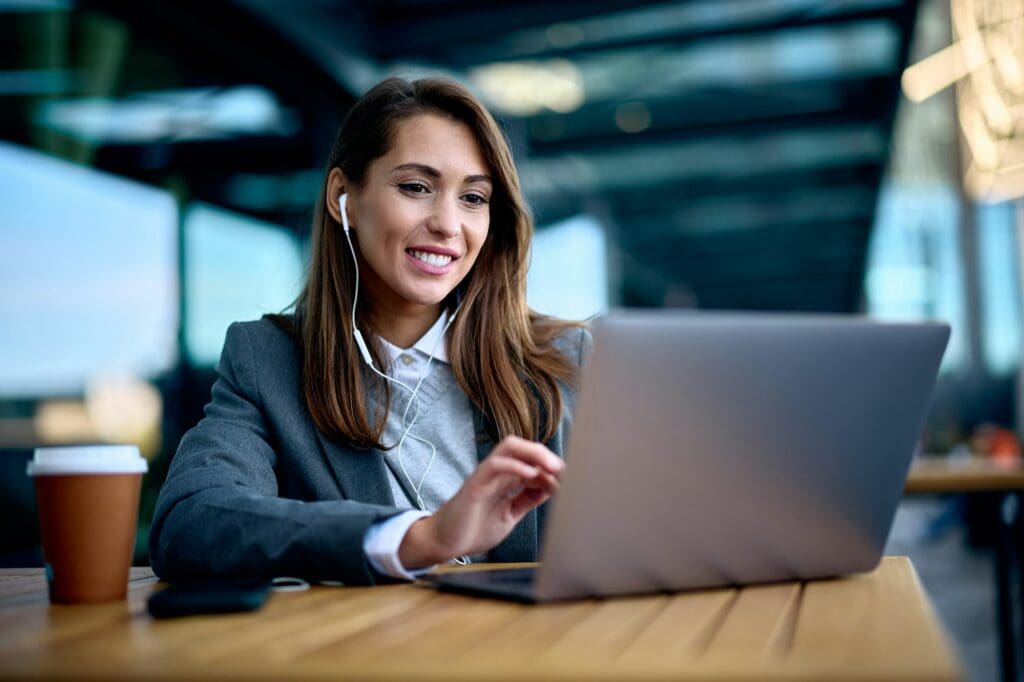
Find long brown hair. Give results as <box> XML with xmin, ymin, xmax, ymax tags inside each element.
<box><xmin>289</xmin><ymin>76</ymin><xmax>582</xmax><ymax>449</ymax></box>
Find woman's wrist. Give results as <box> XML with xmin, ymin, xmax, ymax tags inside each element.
<box><xmin>398</xmin><ymin>516</ymin><xmax>449</xmax><ymax>569</ymax></box>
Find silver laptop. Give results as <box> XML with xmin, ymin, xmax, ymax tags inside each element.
<box><xmin>426</xmin><ymin>311</ymin><xmax>950</xmax><ymax>602</ymax></box>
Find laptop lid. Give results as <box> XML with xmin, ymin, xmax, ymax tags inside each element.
<box><xmin>530</xmin><ymin>312</ymin><xmax>949</xmax><ymax>601</ymax></box>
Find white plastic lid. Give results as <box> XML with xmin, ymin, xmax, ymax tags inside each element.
<box><xmin>27</xmin><ymin>445</ymin><xmax>148</xmax><ymax>476</ymax></box>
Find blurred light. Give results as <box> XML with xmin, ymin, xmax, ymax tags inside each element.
<box><xmin>35</xmin><ymin>401</ymin><xmax>94</xmax><ymax>444</ymax></box>
<box><xmin>989</xmin><ymin>31</ymin><xmax>1024</xmax><ymax>96</ymax></box>
<box><xmin>964</xmin><ymin>162</ymin><xmax>1024</xmax><ymax>203</ymax></box>
<box><xmin>901</xmin><ymin>0</ymin><xmax>1023</xmax><ymax>102</ymax></box>
<box><xmin>469</xmin><ymin>60</ymin><xmax>584</xmax><ymax>116</ymax></box>
<box><xmin>900</xmin><ymin>33</ymin><xmax>985</xmax><ymax>103</ymax></box>
<box><xmin>957</xmin><ymin>91</ymin><xmax>1001</xmax><ymax>170</ymax></box>
<box><xmin>614</xmin><ymin>102</ymin><xmax>651</xmax><ymax>134</ymax></box>
<box><xmin>86</xmin><ymin>372</ymin><xmax>162</xmax><ymax>458</ymax></box>
<box><xmin>970</xmin><ymin>63</ymin><xmax>1015</xmax><ymax>136</ymax></box>
<box><xmin>34</xmin><ymin>85</ymin><xmax>298</xmax><ymax>144</ymax></box>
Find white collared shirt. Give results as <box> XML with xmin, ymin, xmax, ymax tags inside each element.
<box><xmin>363</xmin><ymin>309</ymin><xmax>478</xmax><ymax>580</ymax></box>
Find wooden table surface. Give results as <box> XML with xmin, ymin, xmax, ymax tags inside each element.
<box><xmin>906</xmin><ymin>457</ymin><xmax>1024</xmax><ymax>493</ymax></box>
<box><xmin>0</xmin><ymin>557</ymin><xmax>959</xmax><ymax>681</ymax></box>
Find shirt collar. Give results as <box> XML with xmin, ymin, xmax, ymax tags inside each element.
<box><xmin>380</xmin><ymin>308</ymin><xmax>451</xmax><ymax>365</ymax></box>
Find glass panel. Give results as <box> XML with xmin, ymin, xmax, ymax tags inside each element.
<box><xmin>527</xmin><ymin>214</ymin><xmax>609</xmax><ymax>320</ymax></box>
<box><xmin>184</xmin><ymin>202</ymin><xmax>304</xmax><ymax>366</ymax></box>
<box><xmin>977</xmin><ymin>201</ymin><xmax>1022</xmax><ymax>375</ymax></box>
<box><xmin>0</xmin><ymin>141</ymin><xmax>178</xmax><ymax>397</ymax></box>
<box><xmin>865</xmin><ymin>181</ymin><xmax>966</xmax><ymax>372</ymax></box>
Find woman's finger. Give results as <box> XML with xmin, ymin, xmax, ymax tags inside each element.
<box><xmin>479</xmin><ymin>455</ymin><xmax>540</xmax><ymax>482</ymax></box>
<box><xmin>469</xmin><ymin>460</ymin><xmax>539</xmax><ymax>502</ymax></box>
<box><xmin>509</xmin><ymin>486</ymin><xmax>551</xmax><ymax>517</ymax></box>
<box><xmin>493</xmin><ymin>436</ymin><xmax>564</xmax><ymax>475</ymax></box>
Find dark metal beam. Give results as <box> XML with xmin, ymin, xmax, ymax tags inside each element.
<box><xmin>81</xmin><ymin>0</ymin><xmax>354</xmax><ymax>113</ymax></box>
<box><xmin>620</xmin><ymin>219</ymin><xmax>873</xmax><ymax>257</ymax></box>
<box><xmin>388</xmin><ymin>3</ymin><xmax>905</xmax><ymax>66</ymax></box>
<box><xmin>368</xmin><ymin>0</ymin><xmax>673</xmax><ymax>61</ymax></box>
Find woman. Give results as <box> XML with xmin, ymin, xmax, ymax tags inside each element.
<box><xmin>149</xmin><ymin>77</ymin><xmax>589</xmax><ymax>585</ymax></box>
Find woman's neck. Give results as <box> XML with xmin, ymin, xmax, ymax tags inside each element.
<box><xmin>372</xmin><ymin>304</ymin><xmax>444</xmax><ymax>349</ymax></box>
<box><xmin>357</xmin><ymin>261</ymin><xmax>446</xmax><ymax>348</ymax></box>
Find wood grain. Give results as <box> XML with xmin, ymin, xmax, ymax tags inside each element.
<box><xmin>906</xmin><ymin>457</ymin><xmax>1024</xmax><ymax>493</ymax></box>
<box><xmin>0</xmin><ymin>557</ymin><xmax>961</xmax><ymax>681</ymax></box>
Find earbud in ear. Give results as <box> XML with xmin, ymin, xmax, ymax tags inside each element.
<box><xmin>338</xmin><ymin>193</ymin><xmax>350</xmax><ymax>233</ymax></box>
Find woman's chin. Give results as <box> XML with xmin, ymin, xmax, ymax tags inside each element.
<box><xmin>397</xmin><ymin>287</ymin><xmax>456</xmax><ymax>309</ymax></box>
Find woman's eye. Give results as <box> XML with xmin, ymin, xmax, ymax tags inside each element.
<box><xmin>463</xmin><ymin>194</ymin><xmax>489</xmax><ymax>206</ymax></box>
<box><xmin>400</xmin><ymin>182</ymin><xmax>429</xmax><ymax>194</ymax></box>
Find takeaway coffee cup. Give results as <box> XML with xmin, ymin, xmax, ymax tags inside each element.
<box><xmin>27</xmin><ymin>445</ymin><xmax>147</xmax><ymax>604</ymax></box>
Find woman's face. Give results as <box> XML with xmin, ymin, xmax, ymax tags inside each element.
<box><xmin>344</xmin><ymin>113</ymin><xmax>492</xmax><ymax>318</ymax></box>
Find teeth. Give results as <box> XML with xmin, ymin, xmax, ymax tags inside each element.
<box><xmin>410</xmin><ymin>250</ymin><xmax>452</xmax><ymax>267</ymax></box>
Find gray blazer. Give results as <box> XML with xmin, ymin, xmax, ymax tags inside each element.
<box><xmin>149</xmin><ymin>316</ymin><xmax>589</xmax><ymax>585</ymax></box>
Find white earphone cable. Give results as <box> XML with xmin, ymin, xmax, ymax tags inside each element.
<box><xmin>339</xmin><ymin>193</ymin><xmax>468</xmax><ymax>565</ymax></box>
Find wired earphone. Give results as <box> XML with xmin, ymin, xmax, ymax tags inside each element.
<box><xmin>338</xmin><ymin>193</ymin><xmax>468</xmax><ymax>563</ymax></box>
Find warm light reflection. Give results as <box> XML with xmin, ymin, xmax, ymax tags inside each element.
<box><xmin>32</xmin><ymin>374</ymin><xmax>163</xmax><ymax>456</ymax></box>
<box><xmin>901</xmin><ymin>33</ymin><xmax>986</xmax><ymax>103</ymax></box>
<box><xmin>35</xmin><ymin>401</ymin><xmax>94</xmax><ymax>444</ymax></box>
<box><xmin>614</xmin><ymin>102</ymin><xmax>651</xmax><ymax>134</ymax></box>
<box><xmin>86</xmin><ymin>372</ymin><xmax>162</xmax><ymax>458</ymax></box>
<box><xmin>901</xmin><ymin>0</ymin><xmax>1024</xmax><ymax>201</ymax></box>
<box><xmin>469</xmin><ymin>59</ymin><xmax>584</xmax><ymax>116</ymax></box>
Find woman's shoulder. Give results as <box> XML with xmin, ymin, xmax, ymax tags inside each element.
<box><xmin>533</xmin><ymin>314</ymin><xmax>593</xmax><ymax>368</ymax></box>
<box><xmin>219</xmin><ymin>314</ymin><xmax>301</xmax><ymax>373</ymax></box>
<box><xmin>225</xmin><ymin>314</ymin><xmax>297</xmax><ymax>348</ymax></box>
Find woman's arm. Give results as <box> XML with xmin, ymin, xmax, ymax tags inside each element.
<box><xmin>398</xmin><ymin>436</ymin><xmax>563</xmax><ymax>567</ymax></box>
<box><xmin>149</xmin><ymin>323</ymin><xmax>404</xmax><ymax>585</ymax></box>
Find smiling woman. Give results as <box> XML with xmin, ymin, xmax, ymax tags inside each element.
<box><xmin>327</xmin><ymin>114</ymin><xmax>492</xmax><ymax>343</ymax></box>
<box><xmin>148</xmin><ymin>77</ymin><xmax>590</xmax><ymax>585</ymax></box>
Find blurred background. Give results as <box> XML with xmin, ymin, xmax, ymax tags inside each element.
<box><xmin>0</xmin><ymin>0</ymin><xmax>1021</xmax><ymax>678</ymax></box>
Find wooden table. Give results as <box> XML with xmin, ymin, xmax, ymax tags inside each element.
<box><xmin>0</xmin><ymin>558</ymin><xmax>959</xmax><ymax>681</ymax></box>
<box><xmin>906</xmin><ymin>457</ymin><xmax>1024</xmax><ymax>682</ymax></box>
<box><xmin>907</xmin><ymin>457</ymin><xmax>1024</xmax><ymax>494</ymax></box>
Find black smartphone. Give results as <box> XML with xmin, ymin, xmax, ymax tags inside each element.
<box><xmin>147</xmin><ymin>579</ymin><xmax>272</xmax><ymax>619</ymax></box>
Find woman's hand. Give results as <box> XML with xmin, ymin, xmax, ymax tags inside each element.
<box><xmin>398</xmin><ymin>436</ymin><xmax>564</xmax><ymax>568</ymax></box>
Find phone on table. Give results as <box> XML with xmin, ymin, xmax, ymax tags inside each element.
<box><xmin>147</xmin><ymin>579</ymin><xmax>272</xmax><ymax>619</ymax></box>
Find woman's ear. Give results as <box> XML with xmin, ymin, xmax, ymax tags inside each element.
<box><xmin>325</xmin><ymin>168</ymin><xmax>351</xmax><ymax>227</ymax></box>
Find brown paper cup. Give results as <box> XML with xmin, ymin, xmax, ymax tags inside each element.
<box><xmin>28</xmin><ymin>446</ymin><xmax>147</xmax><ymax>604</ymax></box>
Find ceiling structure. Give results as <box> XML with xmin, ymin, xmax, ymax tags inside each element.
<box><xmin>3</xmin><ymin>0</ymin><xmax>922</xmax><ymax>312</ymax></box>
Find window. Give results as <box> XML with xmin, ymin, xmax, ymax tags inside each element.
<box><xmin>977</xmin><ymin>201</ymin><xmax>1022</xmax><ymax>375</ymax></box>
<box><xmin>183</xmin><ymin>202</ymin><xmax>304</xmax><ymax>365</ymax></box>
<box><xmin>527</xmin><ymin>214</ymin><xmax>609</xmax><ymax>320</ymax></box>
<box><xmin>865</xmin><ymin>181</ymin><xmax>966</xmax><ymax>372</ymax></box>
<box><xmin>0</xmin><ymin>141</ymin><xmax>177</xmax><ymax>397</ymax></box>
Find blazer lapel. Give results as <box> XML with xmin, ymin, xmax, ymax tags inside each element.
<box><xmin>473</xmin><ymin>407</ymin><xmax>539</xmax><ymax>563</ymax></box>
<box><xmin>315</xmin><ymin>430</ymin><xmax>394</xmax><ymax>506</ymax></box>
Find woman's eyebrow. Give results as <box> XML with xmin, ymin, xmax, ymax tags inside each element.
<box><xmin>392</xmin><ymin>162</ymin><xmax>492</xmax><ymax>185</ymax></box>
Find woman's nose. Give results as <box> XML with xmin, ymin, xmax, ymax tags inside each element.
<box><xmin>427</xmin><ymin>196</ymin><xmax>461</xmax><ymax>238</ymax></box>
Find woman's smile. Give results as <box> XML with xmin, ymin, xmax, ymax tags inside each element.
<box><xmin>405</xmin><ymin>247</ymin><xmax>458</xmax><ymax>274</ymax></box>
